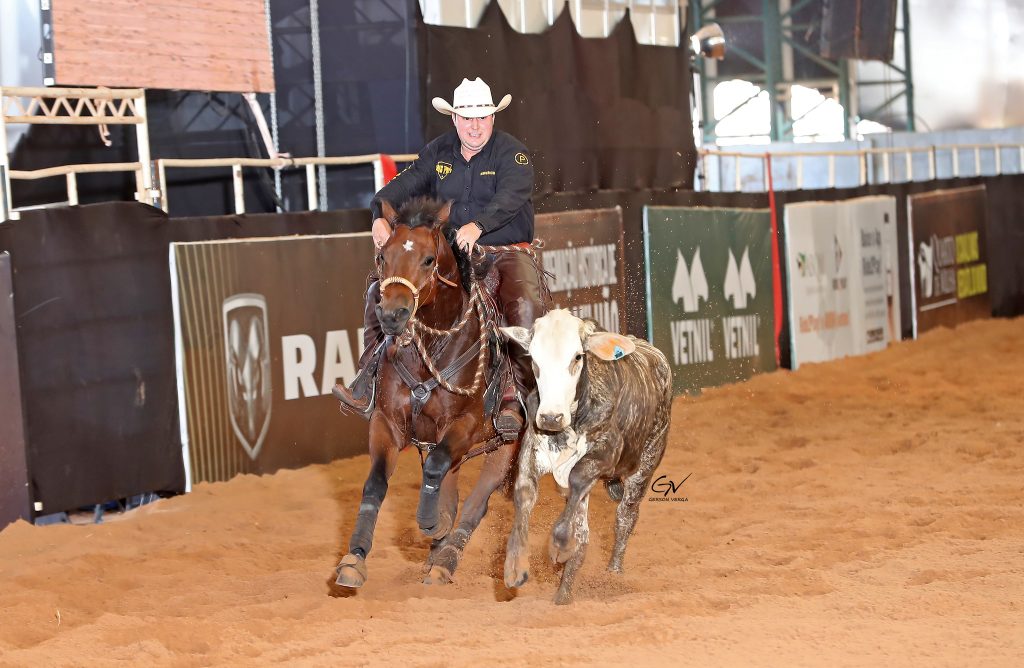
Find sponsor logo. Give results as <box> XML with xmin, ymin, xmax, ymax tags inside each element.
<box><xmin>671</xmin><ymin>247</ymin><xmax>708</xmax><ymax>314</ymax></box>
<box><xmin>435</xmin><ymin>161</ymin><xmax>452</xmax><ymax>180</ymax></box>
<box><xmin>724</xmin><ymin>247</ymin><xmax>756</xmax><ymax>309</ymax></box>
<box><xmin>514</xmin><ymin>152</ymin><xmax>530</xmax><ymax>165</ymax></box>
<box><xmin>918</xmin><ymin>234</ymin><xmax>956</xmax><ymax>300</ymax></box>
<box><xmin>281</xmin><ymin>329</ymin><xmax>363</xmax><ymax>400</ymax></box>
<box><xmin>223</xmin><ymin>294</ymin><xmax>272</xmax><ymax>460</ymax></box>
<box><xmin>544</xmin><ymin>241</ymin><xmax>621</xmax><ymax>332</ymax></box>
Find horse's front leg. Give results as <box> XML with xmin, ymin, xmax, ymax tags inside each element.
<box><xmin>335</xmin><ymin>414</ymin><xmax>401</xmax><ymax>588</ymax></box>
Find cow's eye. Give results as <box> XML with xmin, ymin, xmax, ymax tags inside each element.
<box><xmin>574</xmin><ymin>353</ymin><xmax>584</xmax><ymax>362</ymax></box>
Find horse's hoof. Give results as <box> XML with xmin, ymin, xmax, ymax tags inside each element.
<box><xmin>422</xmin><ymin>565</ymin><xmax>453</xmax><ymax>585</ymax></box>
<box><xmin>334</xmin><ymin>553</ymin><xmax>367</xmax><ymax>588</ymax></box>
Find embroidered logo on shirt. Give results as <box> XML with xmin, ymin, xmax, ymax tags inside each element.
<box><xmin>480</xmin><ymin>170</ymin><xmax>496</xmax><ymax>176</ymax></box>
<box><xmin>514</xmin><ymin>153</ymin><xmax>530</xmax><ymax>165</ymax></box>
<box><xmin>435</xmin><ymin>161</ymin><xmax>452</xmax><ymax>179</ymax></box>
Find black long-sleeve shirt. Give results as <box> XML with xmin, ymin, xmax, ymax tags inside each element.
<box><xmin>370</xmin><ymin>130</ymin><xmax>535</xmax><ymax>245</ymax></box>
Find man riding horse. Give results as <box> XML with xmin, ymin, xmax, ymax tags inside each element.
<box><xmin>334</xmin><ymin>77</ymin><xmax>547</xmax><ymax>442</ymax></box>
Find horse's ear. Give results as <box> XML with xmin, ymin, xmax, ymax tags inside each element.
<box><xmin>380</xmin><ymin>200</ymin><xmax>399</xmax><ymax>226</ymax></box>
<box><xmin>436</xmin><ymin>200</ymin><xmax>453</xmax><ymax>227</ymax></box>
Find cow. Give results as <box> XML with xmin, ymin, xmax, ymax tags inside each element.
<box><xmin>500</xmin><ymin>309</ymin><xmax>673</xmax><ymax>604</ymax></box>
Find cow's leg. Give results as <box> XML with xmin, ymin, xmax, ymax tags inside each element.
<box><xmin>504</xmin><ymin>438</ymin><xmax>540</xmax><ymax>588</ymax></box>
<box><xmin>425</xmin><ymin>439</ymin><xmax>517</xmax><ymax>585</ymax></box>
<box><xmin>550</xmin><ymin>457</ymin><xmax>602</xmax><ymax>564</ymax></box>
<box><xmin>335</xmin><ymin>414</ymin><xmax>401</xmax><ymax>588</ymax></box>
<box><xmin>553</xmin><ymin>494</ymin><xmax>590</xmax><ymax>605</ymax></box>
<box><xmin>609</xmin><ymin>427</ymin><xmax>668</xmax><ymax>573</ymax></box>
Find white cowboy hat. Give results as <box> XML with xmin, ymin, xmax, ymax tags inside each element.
<box><xmin>431</xmin><ymin>78</ymin><xmax>512</xmax><ymax>118</ymax></box>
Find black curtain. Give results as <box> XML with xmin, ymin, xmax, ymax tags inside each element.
<box><xmin>422</xmin><ymin>3</ymin><xmax>697</xmax><ymax>195</ymax></box>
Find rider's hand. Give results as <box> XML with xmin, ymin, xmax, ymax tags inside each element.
<box><xmin>455</xmin><ymin>222</ymin><xmax>483</xmax><ymax>254</ymax></box>
<box><xmin>371</xmin><ymin>218</ymin><xmax>391</xmax><ymax>249</ymax></box>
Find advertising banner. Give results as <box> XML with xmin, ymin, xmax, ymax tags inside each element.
<box><xmin>908</xmin><ymin>186</ymin><xmax>990</xmax><ymax>335</ymax></box>
<box><xmin>848</xmin><ymin>196</ymin><xmax>902</xmax><ymax>355</ymax></box>
<box><xmin>785</xmin><ymin>196</ymin><xmax>902</xmax><ymax>368</ymax></box>
<box><xmin>536</xmin><ymin>208</ymin><xmax>627</xmax><ymax>333</ymax></box>
<box><xmin>785</xmin><ymin>201</ymin><xmax>856</xmax><ymax>367</ymax></box>
<box><xmin>171</xmin><ymin>234</ymin><xmax>374</xmax><ymax>485</ymax></box>
<box><xmin>0</xmin><ymin>253</ymin><xmax>31</xmax><ymax>527</ymax></box>
<box><xmin>644</xmin><ymin>206</ymin><xmax>777</xmax><ymax>395</ymax></box>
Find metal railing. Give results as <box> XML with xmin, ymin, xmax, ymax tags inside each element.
<box><xmin>1</xmin><ymin>86</ymin><xmax>151</xmax><ymax>220</ymax></box>
<box><xmin>1</xmin><ymin>152</ymin><xmax>418</xmax><ymax>220</ymax></box>
<box><xmin>154</xmin><ymin>154</ymin><xmax>416</xmax><ymax>214</ymax></box>
<box><xmin>699</xmin><ymin>142</ymin><xmax>1024</xmax><ymax>192</ymax></box>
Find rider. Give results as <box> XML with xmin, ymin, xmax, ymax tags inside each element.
<box><xmin>334</xmin><ymin>77</ymin><xmax>547</xmax><ymax>440</ymax></box>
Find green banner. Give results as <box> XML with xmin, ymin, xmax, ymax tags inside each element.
<box><xmin>644</xmin><ymin>207</ymin><xmax>777</xmax><ymax>394</ymax></box>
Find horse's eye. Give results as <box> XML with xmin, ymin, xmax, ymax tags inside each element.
<box><xmin>423</xmin><ymin>256</ymin><xmax>435</xmax><ymax>267</ymax></box>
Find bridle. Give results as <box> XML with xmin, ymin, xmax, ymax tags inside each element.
<box><xmin>377</xmin><ymin>233</ymin><xmax>459</xmax><ymax>318</ymax></box>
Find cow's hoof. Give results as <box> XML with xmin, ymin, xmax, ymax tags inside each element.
<box><xmin>504</xmin><ymin>552</ymin><xmax>530</xmax><ymax>588</ymax></box>
<box><xmin>605</xmin><ymin>478</ymin><xmax>624</xmax><ymax>502</ymax></box>
<box><xmin>553</xmin><ymin>589</ymin><xmax>574</xmax><ymax>605</ymax></box>
<box><xmin>549</xmin><ymin>524</ymin><xmax>575</xmax><ymax>564</ymax></box>
<box><xmin>335</xmin><ymin>553</ymin><xmax>367</xmax><ymax>588</ymax></box>
<box><xmin>423</xmin><ymin>564</ymin><xmax>453</xmax><ymax>585</ymax></box>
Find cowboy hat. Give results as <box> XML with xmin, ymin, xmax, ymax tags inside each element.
<box><xmin>431</xmin><ymin>78</ymin><xmax>512</xmax><ymax>118</ymax></box>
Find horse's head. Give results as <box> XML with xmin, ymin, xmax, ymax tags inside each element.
<box><xmin>376</xmin><ymin>197</ymin><xmax>468</xmax><ymax>335</ymax></box>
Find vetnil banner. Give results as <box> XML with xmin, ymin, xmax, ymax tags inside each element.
<box><xmin>784</xmin><ymin>196</ymin><xmax>902</xmax><ymax>368</ymax></box>
<box><xmin>171</xmin><ymin>234</ymin><xmax>373</xmax><ymax>486</ymax></box>
<box><xmin>908</xmin><ymin>186</ymin><xmax>990</xmax><ymax>336</ymax></box>
<box><xmin>536</xmin><ymin>208</ymin><xmax>627</xmax><ymax>333</ymax></box>
<box><xmin>643</xmin><ymin>206</ymin><xmax>776</xmax><ymax>394</ymax></box>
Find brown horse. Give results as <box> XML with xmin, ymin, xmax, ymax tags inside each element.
<box><xmin>335</xmin><ymin>197</ymin><xmax>517</xmax><ymax>588</ymax></box>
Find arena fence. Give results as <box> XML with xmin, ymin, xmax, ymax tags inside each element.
<box><xmin>700</xmin><ymin>143</ymin><xmax>1024</xmax><ymax>193</ymax></box>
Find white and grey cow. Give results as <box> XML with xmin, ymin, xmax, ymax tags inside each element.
<box><xmin>501</xmin><ymin>309</ymin><xmax>673</xmax><ymax>604</ymax></box>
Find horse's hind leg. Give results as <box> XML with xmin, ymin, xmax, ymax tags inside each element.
<box><xmin>424</xmin><ymin>442</ymin><xmax>516</xmax><ymax>584</ymax></box>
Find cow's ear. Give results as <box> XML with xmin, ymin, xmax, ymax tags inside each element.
<box><xmin>499</xmin><ymin>326</ymin><xmax>532</xmax><ymax>352</ymax></box>
<box><xmin>585</xmin><ymin>332</ymin><xmax>635</xmax><ymax>361</ymax></box>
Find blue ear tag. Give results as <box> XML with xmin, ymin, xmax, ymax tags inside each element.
<box><xmin>613</xmin><ymin>345</ymin><xmax>624</xmax><ymax>359</ymax></box>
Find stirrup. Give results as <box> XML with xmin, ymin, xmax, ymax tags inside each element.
<box><xmin>332</xmin><ymin>341</ymin><xmax>385</xmax><ymax>419</ymax></box>
<box><xmin>495</xmin><ymin>404</ymin><xmax>524</xmax><ymax>443</ymax></box>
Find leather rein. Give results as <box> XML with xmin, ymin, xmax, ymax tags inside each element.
<box><xmin>376</xmin><ymin>237</ymin><xmax>507</xmax><ymax>464</ymax></box>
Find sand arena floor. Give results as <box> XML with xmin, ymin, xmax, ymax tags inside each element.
<box><xmin>1</xmin><ymin>318</ymin><xmax>1022</xmax><ymax>666</ymax></box>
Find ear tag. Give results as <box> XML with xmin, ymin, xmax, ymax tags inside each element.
<box><xmin>588</xmin><ymin>333</ymin><xmax>636</xmax><ymax>361</ymax></box>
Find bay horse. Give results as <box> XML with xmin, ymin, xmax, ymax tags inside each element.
<box><xmin>335</xmin><ymin>197</ymin><xmax>518</xmax><ymax>588</ymax></box>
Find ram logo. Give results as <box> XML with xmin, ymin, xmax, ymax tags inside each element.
<box><xmin>223</xmin><ymin>294</ymin><xmax>272</xmax><ymax>460</ymax></box>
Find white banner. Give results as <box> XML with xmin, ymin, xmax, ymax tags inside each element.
<box><xmin>847</xmin><ymin>197</ymin><xmax>901</xmax><ymax>355</ymax></box>
<box><xmin>785</xmin><ymin>196</ymin><xmax>901</xmax><ymax>368</ymax></box>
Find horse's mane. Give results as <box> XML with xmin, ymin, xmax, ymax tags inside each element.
<box><xmin>394</xmin><ymin>197</ymin><xmax>475</xmax><ymax>293</ymax></box>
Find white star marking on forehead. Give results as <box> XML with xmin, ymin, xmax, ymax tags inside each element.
<box><xmin>403</xmin><ymin>240</ymin><xmax>414</xmax><ymax>252</ymax></box>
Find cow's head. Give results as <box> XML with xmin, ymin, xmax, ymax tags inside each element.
<box><xmin>501</xmin><ymin>309</ymin><xmax>635</xmax><ymax>433</ymax></box>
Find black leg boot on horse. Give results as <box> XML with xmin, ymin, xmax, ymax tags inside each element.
<box><xmin>333</xmin><ymin>279</ymin><xmax>385</xmax><ymax>418</ymax></box>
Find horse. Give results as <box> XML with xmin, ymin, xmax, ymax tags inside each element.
<box><xmin>334</xmin><ymin>197</ymin><xmax>518</xmax><ymax>588</ymax></box>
